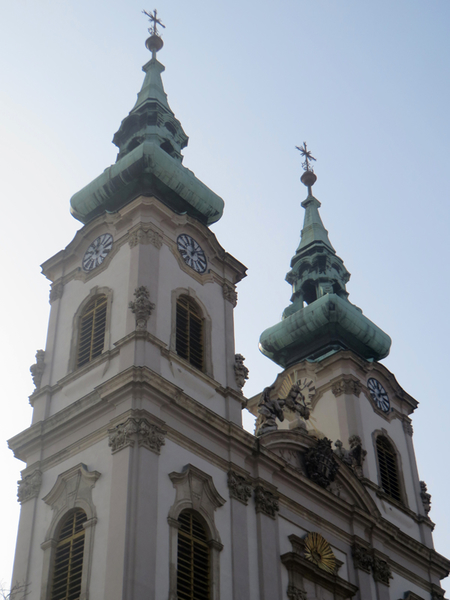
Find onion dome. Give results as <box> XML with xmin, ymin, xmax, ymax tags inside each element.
<box><xmin>259</xmin><ymin>145</ymin><xmax>391</xmax><ymax>367</ymax></box>
<box><xmin>70</xmin><ymin>13</ymin><xmax>224</xmax><ymax>226</ymax></box>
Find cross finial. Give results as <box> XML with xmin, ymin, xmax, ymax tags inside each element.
<box><xmin>143</xmin><ymin>8</ymin><xmax>166</xmax><ymax>37</ymax></box>
<box><xmin>295</xmin><ymin>142</ymin><xmax>316</xmax><ymax>173</ymax></box>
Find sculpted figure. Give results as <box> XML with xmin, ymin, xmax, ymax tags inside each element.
<box><xmin>284</xmin><ymin>383</ymin><xmax>311</xmax><ymax>420</ymax></box>
<box><xmin>256</xmin><ymin>387</ymin><xmax>284</xmax><ymax>436</ymax></box>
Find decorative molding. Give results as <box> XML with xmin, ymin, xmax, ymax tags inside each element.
<box><xmin>304</xmin><ymin>532</ymin><xmax>336</xmax><ymax>574</ymax></box>
<box><xmin>29</xmin><ymin>349</ymin><xmax>45</xmax><ymax>392</ymax></box>
<box><xmin>43</xmin><ymin>463</ymin><xmax>100</xmax><ymax>513</ymax></box>
<box><xmin>128</xmin><ymin>224</ymin><xmax>163</xmax><ymax>249</ymax></box>
<box><xmin>227</xmin><ymin>470</ymin><xmax>252</xmax><ymax>505</ymax></box>
<box><xmin>331</xmin><ymin>377</ymin><xmax>362</xmax><ymax>398</ymax></box>
<box><xmin>108</xmin><ymin>417</ymin><xmax>166</xmax><ymax>454</ymax></box>
<box><xmin>129</xmin><ymin>285</ymin><xmax>155</xmax><ymax>330</ymax></box>
<box><xmin>287</xmin><ymin>586</ymin><xmax>307</xmax><ymax>600</ymax></box>
<box><xmin>431</xmin><ymin>585</ymin><xmax>445</xmax><ymax>600</ymax></box>
<box><xmin>282</xmin><ymin>534</ymin><xmax>357</xmax><ymax>600</ymax></box>
<box><xmin>17</xmin><ymin>469</ymin><xmax>42</xmax><ymax>503</ymax></box>
<box><xmin>304</xmin><ymin>437</ymin><xmax>339</xmax><ymax>489</ymax></box>
<box><xmin>402</xmin><ymin>593</ymin><xmax>426</xmax><ymax>600</ymax></box>
<box><xmin>372</xmin><ymin>556</ymin><xmax>393</xmax><ymax>586</ymax></box>
<box><xmin>254</xmin><ymin>485</ymin><xmax>279</xmax><ymax>518</ymax></box>
<box><xmin>352</xmin><ymin>544</ymin><xmax>373</xmax><ymax>573</ymax></box>
<box><xmin>234</xmin><ymin>354</ymin><xmax>249</xmax><ymax>392</ymax></box>
<box><xmin>222</xmin><ymin>283</ymin><xmax>238</xmax><ymax>307</ymax></box>
<box><xmin>49</xmin><ymin>282</ymin><xmax>64</xmax><ymax>302</ymax></box>
<box><xmin>420</xmin><ymin>481</ymin><xmax>431</xmax><ymax>515</ymax></box>
<box><xmin>402</xmin><ymin>416</ymin><xmax>414</xmax><ymax>436</ymax></box>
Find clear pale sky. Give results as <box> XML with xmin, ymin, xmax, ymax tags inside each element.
<box><xmin>1</xmin><ymin>0</ymin><xmax>449</xmax><ymax>591</ymax></box>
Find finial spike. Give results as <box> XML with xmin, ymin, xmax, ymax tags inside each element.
<box><xmin>296</xmin><ymin>142</ymin><xmax>317</xmax><ymax>192</ymax></box>
<box><xmin>143</xmin><ymin>8</ymin><xmax>165</xmax><ymax>57</ymax></box>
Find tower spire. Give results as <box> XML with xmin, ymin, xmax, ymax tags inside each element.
<box><xmin>258</xmin><ymin>147</ymin><xmax>391</xmax><ymax>367</ymax></box>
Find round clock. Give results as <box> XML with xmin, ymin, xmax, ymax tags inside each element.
<box><xmin>177</xmin><ymin>234</ymin><xmax>207</xmax><ymax>273</ymax></box>
<box><xmin>367</xmin><ymin>378</ymin><xmax>390</xmax><ymax>413</ymax></box>
<box><xmin>82</xmin><ymin>233</ymin><xmax>114</xmax><ymax>272</ymax></box>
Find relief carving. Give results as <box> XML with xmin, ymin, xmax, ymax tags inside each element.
<box><xmin>234</xmin><ymin>354</ymin><xmax>249</xmax><ymax>392</ymax></box>
<box><xmin>256</xmin><ymin>383</ymin><xmax>310</xmax><ymax>436</ymax></box>
<box><xmin>402</xmin><ymin>417</ymin><xmax>414</xmax><ymax>436</ymax></box>
<box><xmin>254</xmin><ymin>485</ymin><xmax>279</xmax><ymax>518</ymax></box>
<box><xmin>129</xmin><ymin>286</ymin><xmax>155</xmax><ymax>330</ymax></box>
<box><xmin>222</xmin><ymin>283</ymin><xmax>238</xmax><ymax>307</ymax></box>
<box><xmin>352</xmin><ymin>544</ymin><xmax>373</xmax><ymax>573</ymax></box>
<box><xmin>227</xmin><ymin>470</ymin><xmax>252</xmax><ymax>505</ymax></box>
<box><xmin>420</xmin><ymin>481</ymin><xmax>431</xmax><ymax>515</ymax></box>
<box><xmin>17</xmin><ymin>470</ymin><xmax>42</xmax><ymax>503</ymax></box>
<box><xmin>49</xmin><ymin>282</ymin><xmax>64</xmax><ymax>302</ymax></box>
<box><xmin>108</xmin><ymin>417</ymin><xmax>166</xmax><ymax>454</ymax></box>
<box><xmin>30</xmin><ymin>350</ymin><xmax>45</xmax><ymax>392</ymax></box>
<box><xmin>332</xmin><ymin>377</ymin><xmax>362</xmax><ymax>397</ymax></box>
<box><xmin>372</xmin><ymin>557</ymin><xmax>393</xmax><ymax>586</ymax></box>
<box><xmin>128</xmin><ymin>225</ymin><xmax>163</xmax><ymax>249</ymax></box>
<box><xmin>304</xmin><ymin>437</ymin><xmax>339</xmax><ymax>489</ymax></box>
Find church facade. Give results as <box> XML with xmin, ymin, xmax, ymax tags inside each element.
<box><xmin>8</xmin><ymin>18</ymin><xmax>449</xmax><ymax>600</ymax></box>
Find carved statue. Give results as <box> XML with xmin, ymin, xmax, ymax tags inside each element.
<box><xmin>284</xmin><ymin>383</ymin><xmax>311</xmax><ymax>420</ymax></box>
<box><xmin>420</xmin><ymin>481</ymin><xmax>431</xmax><ymax>515</ymax></box>
<box><xmin>256</xmin><ymin>387</ymin><xmax>284</xmax><ymax>436</ymax></box>
<box><xmin>30</xmin><ymin>350</ymin><xmax>45</xmax><ymax>392</ymax></box>
<box><xmin>234</xmin><ymin>354</ymin><xmax>249</xmax><ymax>391</ymax></box>
<box><xmin>334</xmin><ymin>435</ymin><xmax>366</xmax><ymax>479</ymax></box>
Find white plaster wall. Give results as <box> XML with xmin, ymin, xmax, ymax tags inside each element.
<box><xmin>25</xmin><ymin>439</ymin><xmax>111</xmax><ymax>600</ymax></box>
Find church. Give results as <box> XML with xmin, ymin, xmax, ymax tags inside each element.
<box><xmin>8</xmin><ymin>12</ymin><xmax>450</xmax><ymax>600</ymax></box>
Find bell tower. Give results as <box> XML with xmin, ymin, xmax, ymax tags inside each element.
<box><xmin>9</xmin><ymin>16</ymin><xmax>247</xmax><ymax>600</ymax></box>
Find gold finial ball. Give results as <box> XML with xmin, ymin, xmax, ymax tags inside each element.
<box><xmin>301</xmin><ymin>170</ymin><xmax>317</xmax><ymax>188</ymax></box>
<box><xmin>145</xmin><ymin>34</ymin><xmax>164</xmax><ymax>54</ymax></box>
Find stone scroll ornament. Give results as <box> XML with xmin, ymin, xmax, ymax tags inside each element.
<box><xmin>227</xmin><ymin>470</ymin><xmax>252</xmax><ymax>505</ymax></box>
<box><xmin>304</xmin><ymin>438</ymin><xmax>339</xmax><ymax>489</ymax></box>
<box><xmin>129</xmin><ymin>286</ymin><xmax>155</xmax><ymax>330</ymax></box>
<box><xmin>234</xmin><ymin>354</ymin><xmax>249</xmax><ymax>392</ymax></box>
<box><xmin>108</xmin><ymin>417</ymin><xmax>166</xmax><ymax>454</ymax></box>
<box><xmin>256</xmin><ymin>383</ymin><xmax>311</xmax><ymax>436</ymax></box>
<box><xmin>30</xmin><ymin>350</ymin><xmax>45</xmax><ymax>392</ymax></box>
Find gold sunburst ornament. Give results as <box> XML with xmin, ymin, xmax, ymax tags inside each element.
<box><xmin>304</xmin><ymin>532</ymin><xmax>336</xmax><ymax>574</ymax></box>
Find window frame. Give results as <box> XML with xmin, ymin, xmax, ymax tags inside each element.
<box><xmin>167</xmin><ymin>465</ymin><xmax>225</xmax><ymax>600</ymax></box>
<box><xmin>170</xmin><ymin>289</ymin><xmax>213</xmax><ymax>377</ymax></box>
<box><xmin>40</xmin><ymin>464</ymin><xmax>100</xmax><ymax>600</ymax></box>
<box><xmin>372</xmin><ymin>431</ymin><xmax>407</xmax><ymax>506</ymax></box>
<box><xmin>68</xmin><ymin>287</ymin><xmax>113</xmax><ymax>373</ymax></box>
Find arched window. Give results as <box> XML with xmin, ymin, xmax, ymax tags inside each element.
<box><xmin>177</xmin><ymin>511</ymin><xmax>210</xmax><ymax>600</ymax></box>
<box><xmin>50</xmin><ymin>509</ymin><xmax>87</xmax><ymax>600</ymax></box>
<box><xmin>76</xmin><ymin>295</ymin><xmax>107</xmax><ymax>368</ymax></box>
<box><xmin>376</xmin><ymin>436</ymin><xmax>401</xmax><ymax>502</ymax></box>
<box><xmin>176</xmin><ymin>296</ymin><xmax>204</xmax><ymax>370</ymax></box>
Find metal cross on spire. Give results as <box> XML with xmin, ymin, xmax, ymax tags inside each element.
<box><xmin>295</xmin><ymin>142</ymin><xmax>316</xmax><ymax>173</ymax></box>
<box><xmin>143</xmin><ymin>8</ymin><xmax>166</xmax><ymax>36</ymax></box>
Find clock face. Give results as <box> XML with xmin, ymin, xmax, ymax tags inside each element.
<box><xmin>367</xmin><ymin>378</ymin><xmax>390</xmax><ymax>413</ymax></box>
<box><xmin>177</xmin><ymin>234</ymin><xmax>207</xmax><ymax>273</ymax></box>
<box><xmin>82</xmin><ymin>233</ymin><xmax>114</xmax><ymax>272</ymax></box>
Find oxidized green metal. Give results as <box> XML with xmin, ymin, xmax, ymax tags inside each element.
<box><xmin>259</xmin><ymin>160</ymin><xmax>391</xmax><ymax>366</ymax></box>
<box><xmin>70</xmin><ymin>43</ymin><xmax>224</xmax><ymax>225</ymax></box>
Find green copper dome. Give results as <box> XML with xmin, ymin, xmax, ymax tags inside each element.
<box><xmin>259</xmin><ymin>163</ymin><xmax>391</xmax><ymax>367</ymax></box>
<box><xmin>70</xmin><ymin>33</ymin><xmax>224</xmax><ymax>225</ymax></box>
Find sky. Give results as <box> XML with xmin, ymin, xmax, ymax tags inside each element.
<box><xmin>1</xmin><ymin>0</ymin><xmax>450</xmax><ymax>591</ymax></box>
